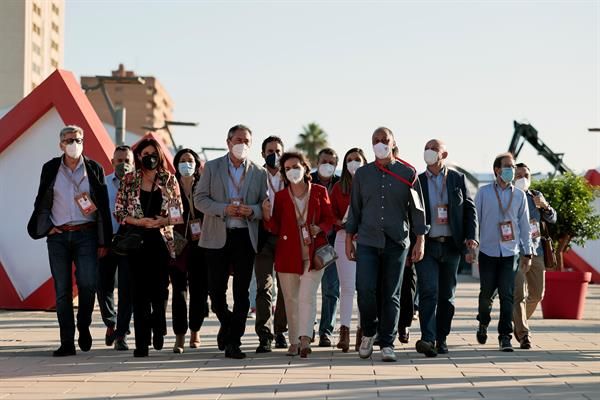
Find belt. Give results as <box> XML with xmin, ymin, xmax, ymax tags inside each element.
<box><xmin>57</xmin><ymin>222</ymin><xmax>96</xmax><ymax>232</ymax></box>
<box><xmin>227</xmin><ymin>227</ymin><xmax>249</xmax><ymax>233</ymax></box>
<box><xmin>427</xmin><ymin>236</ymin><xmax>452</xmax><ymax>243</ymax></box>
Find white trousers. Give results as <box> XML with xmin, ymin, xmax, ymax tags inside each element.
<box><xmin>278</xmin><ymin>264</ymin><xmax>324</xmax><ymax>345</ymax></box>
<box><xmin>335</xmin><ymin>230</ymin><xmax>357</xmax><ymax>328</ymax></box>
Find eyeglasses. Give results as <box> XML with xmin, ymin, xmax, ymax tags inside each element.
<box><xmin>62</xmin><ymin>138</ymin><xmax>83</xmax><ymax>145</ymax></box>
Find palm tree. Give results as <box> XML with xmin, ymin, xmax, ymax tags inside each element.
<box><xmin>296</xmin><ymin>122</ymin><xmax>328</xmax><ymax>166</ymax></box>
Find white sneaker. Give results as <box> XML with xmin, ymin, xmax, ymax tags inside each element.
<box><xmin>359</xmin><ymin>336</ymin><xmax>375</xmax><ymax>359</ymax></box>
<box><xmin>381</xmin><ymin>347</ymin><xmax>397</xmax><ymax>362</ymax></box>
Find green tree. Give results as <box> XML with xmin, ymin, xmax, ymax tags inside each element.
<box><xmin>531</xmin><ymin>173</ymin><xmax>600</xmax><ymax>270</ymax></box>
<box><xmin>296</xmin><ymin>122</ymin><xmax>328</xmax><ymax>166</ymax></box>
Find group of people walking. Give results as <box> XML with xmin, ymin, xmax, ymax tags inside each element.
<box><xmin>28</xmin><ymin>124</ymin><xmax>556</xmax><ymax>361</ymax></box>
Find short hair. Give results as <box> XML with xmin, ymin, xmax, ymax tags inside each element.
<box><xmin>261</xmin><ymin>136</ymin><xmax>284</xmax><ymax>153</ymax></box>
<box><xmin>133</xmin><ymin>138</ymin><xmax>167</xmax><ymax>172</ymax></box>
<box><xmin>317</xmin><ymin>147</ymin><xmax>338</xmax><ymax>164</ymax></box>
<box><xmin>373</xmin><ymin>126</ymin><xmax>394</xmax><ymax>138</ymax></box>
<box><xmin>173</xmin><ymin>148</ymin><xmax>202</xmax><ymax>180</ymax></box>
<box><xmin>279</xmin><ymin>151</ymin><xmax>312</xmax><ymax>187</ymax></box>
<box><xmin>493</xmin><ymin>152</ymin><xmax>515</xmax><ymax>171</ymax></box>
<box><xmin>227</xmin><ymin>124</ymin><xmax>252</xmax><ymax>140</ymax></box>
<box><xmin>60</xmin><ymin>125</ymin><xmax>83</xmax><ymax>140</ymax></box>
<box><xmin>516</xmin><ymin>162</ymin><xmax>529</xmax><ymax>171</ymax></box>
<box><xmin>114</xmin><ymin>145</ymin><xmax>132</xmax><ymax>154</ymax></box>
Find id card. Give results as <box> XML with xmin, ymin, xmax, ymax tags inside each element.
<box><xmin>189</xmin><ymin>219</ymin><xmax>202</xmax><ymax>241</ymax></box>
<box><xmin>169</xmin><ymin>205</ymin><xmax>184</xmax><ymax>225</ymax></box>
<box><xmin>529</xmin><ymin>218</ymin><xmax>541</xmax><ymax>239</ymax></box>
<box><xmin>301</xmin><ymin>224</ymin><xmax>311</xmax><ymax>246</ymax></box>
<box><xmin>499</xmin><ymin>221</ymin><xmax>515</xmax><ymax>242</ymax></box>
<box><xmin>75</xmin><ymin>192</ymin><xmax>97</xmax><ymax>216</ymax></box>
<box><xmin>436</xmin><ymin>204</ymin><xmax>449</xmax><ymax>225</ymax></box>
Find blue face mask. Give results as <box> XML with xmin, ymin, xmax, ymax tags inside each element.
<box><xmin>500</xmin><ymin>167</ymin><xmax>515</xmax><ymax>184</ymax></box>
<box><xmin>178</xmin><ymin>162</ymin><xmax>196</xmax><ymax>177</ymax></box>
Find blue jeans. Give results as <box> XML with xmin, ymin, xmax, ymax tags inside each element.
<box><xmin>46</xmin><ymin>229</ymin><xmax>98</xmax><ymax>346</ymax></box>
<box><xmin>97</xmin><ymin>252</ymin><xmax>132</xmax><ymax>338</ymax></box>
<box><xmin>415</xmin><ymin>240</ymin><xmax>460</xmax><ymax>343</ymax></box>
<box><xmin>477</xmin><ymin>252</ymin><xmax>518</xmax><ymax>336</ymax></box>
<box><xmin>356</xmin><ymin>238</ymin><xmax>408</xmax><ymax>349</ymax></box>
<box><xmin>319</xmin><ymin>232</ymin><xmax>339</xmax><ymax>336</ymax></box>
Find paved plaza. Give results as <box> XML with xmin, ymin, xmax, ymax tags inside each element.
<box><xmin>0</xmin><ymin>275</ymin><xmax>598</xmax><ymax>399</ymax></box>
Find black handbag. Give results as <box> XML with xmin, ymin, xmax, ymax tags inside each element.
<box><xmin>111</xmin><ymin>177</ymin><xmax>157</xmax><ymax>256</ymax></box>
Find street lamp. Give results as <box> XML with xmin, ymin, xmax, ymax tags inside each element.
<box><xmin>142</xmin><ymin>120</ymin><xmax>198</xmax><ymax>152</ymax></box>
<box><xmin>82</xmin><ymin>75</ymin><xmax>146</xmax><ymax>145</ymax></box>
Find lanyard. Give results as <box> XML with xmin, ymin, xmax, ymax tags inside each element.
<box><xmin>428</xmin><ymin>167</ymin><xmax>447</xmax><ymax>203</ymax></box>
<box><xmin>289</xmin><ymin>184</ymin><xmax>311</xmax><ymax>225</ymax></box>
<box><xmin>374</xmin><ymin>157</ymin><xmax>417</xmax><ymax>188</ymax></box>
<box><xmin>493</xmin><ymin>183</ymin><xmax>514</xmax><ymax>219</ymax></box>
<box><xmin>181</xmin><ymin>180</ymin><xmax>196</xmax><ymax>220</ymax></box>
<box><xmin>228</xmin><ymin>163</ymin><xmax>247</xmax><ymax>197</ymax></box>
<box><xmin>268</xmin><ymin>173</ymin><xmax>283</xmax><ymax>194</ymax></box>
<box><xmin>60</xmin><ymin>162</ymin><xmax>87</xmax><ymax>194</ymax></box>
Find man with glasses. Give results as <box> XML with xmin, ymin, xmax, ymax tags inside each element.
<box><xmin>474</xmin><ymin>152</ymin><xmax>533</xmax><ymax>352</ymax></box>
<box><xmin>28</xmin><ymin>125</ymin><xmax>112</xmax><ymax>356</ymax></box>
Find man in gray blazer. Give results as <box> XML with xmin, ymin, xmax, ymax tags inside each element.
<box><xmin>194</xmin><ymin>124</ymin><xmax>268</xmax><ymax>359</ymax></box>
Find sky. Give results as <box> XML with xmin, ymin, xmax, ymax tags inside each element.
<box><xmin>65</xmin><ymin>0</ymin><xmax>599</xmax><ymax>175</ymax></box>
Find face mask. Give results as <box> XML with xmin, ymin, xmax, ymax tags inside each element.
<box><xmin>231</xmin><ymin>143</ymin><xmax>249</xmax><ymax>160</ymax></box>
<box><xmin>141</xmin><ymin>154</ymin><xmax>159</xmax><ymax>170</ymax></box>
<box><xmin>286</xmin><ymin>167</ymin><xmax>304</xmax><ymax>184</ymax></box>
<box><xmin>178</xmin><ymin>161</ymin><xmax>196</xmax><ymax>177</ymax></box>
<box><xmin>347</xmin><ymin>160</ymin><xmax>362</xmax><ymax>176</ymax></box>
<box><xmin>424</xmin><ymin>149</ymin><xmax>439</xmax><ymax>166</ymax></box>
<box><xmin>65</xmin><ymin>142</ymin><xmax>83</xmax><ymax>159</ymax></box>
<box><xmin>115</xmin><ymin>162</ymin><xmax>133</xmax><ymax>180</ymax></box>
<box><xmin>265</xmin><ymin>153</ymin><xmax>279</xmax><ymax>169</ymax></box>
<box><xmin>514</xmin><ymin>177</ymin><xmax>530</xmax><ymax>191</ymax></box>
<box><xmin>373</xmin><ymin>143</ymin><xmax>391</xmax><ymax>160</ymax></box>
<box><xmin>499</xmin><ymin>167</ymin><xmax>515</xmax><ymax>184</ymax></box>
<box><xmin>318</xmin><ymin>163</ymin><xmax>336</xmax><ymax>178</ymax></box>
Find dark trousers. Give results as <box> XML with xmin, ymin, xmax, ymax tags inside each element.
<box><xmin>398</xmin><ymin>264</ymin><xmax>417</xmax><ymax>330</ymax></box>
<box><xmin>319</xmin><ymin>232</ymin><xmax>339</xmax><ymax>336</ymax></box>
<box><xmin>356</xmin><ymin>238</ymin><xmax>408</xmax><ymax>349</ymax></box>
<box><xmin>169</xmin><ymin>246</ymin><xmax>209</xmax><ymax>335</ymax></box>
<box><xmin>415</xmin><ymin>240</ymin><xmax>461</xmax><ymax>342</ymax></box>
<box><xmin>204</xmin><ymin>228</ymin><xmax>255</xmax><ymax>348</ymax></box>
<box><xmin>254</xmin><ymin>234</ymin><xmax>287</xmax><ymax>341</ymax></box>
<box><xmin>97</xmin><ymin>251</ymin><xmax>132</xmax><ymax>338</ymax></box>
<box><xmin>129</xmin><ymin>230</ymin><xmax>170</xmax><ymax>350</ymax></box>
<box><xmin>477</xmin><ymin>252</ymin><xmax>518</xmax><ymax>336</ymax></box>
<box><xmin>47</xmin><ymin>229</ymin><xmax>98</xmax><ymax>346</ymax></box>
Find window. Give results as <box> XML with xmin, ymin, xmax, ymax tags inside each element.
<box><xmin>32</xmin><ymin>23</ymin><xmax>41</xmax><ymax>35</ymax></box>
<box><xmin>33</xmin><ymin>3</ymin><xmax>41</xmax><ymax>16</ymax></box>
<box><xmin>32</xmin><ymin>63</ymin><xmax>41</xmax><ymax>74</ymax></box>
<box><xmin>51</xmin><ymin>22</ymin><xmax>59</xmax><ymax>34</ymax></box>
<box><xmin>52</xmin><ymin>3</ymin><xmax>60</xmax><ymax>15</ymax></box>
<box><xmin>32</xmin><ymin>83</ymin><xmax>37</xmax><ymax>90</ymax></box>
<box><xmin>51</xmin><ymin>41</ymin><xmax>59</xmax><ymax>51</ymax></box>
<box><xmin>32</xmin><ymin>43</ymin><xmax>41</xmax><ymax>55</ymax></box>
<box><xmin>51</xmin><ymin>59</ymin><xmax>58</xmax><ymax>68</ymax></box>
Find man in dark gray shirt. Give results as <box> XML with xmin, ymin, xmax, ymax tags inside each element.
<box><xmin>345</xmin><ymin>127</ymin><xmax>428</xmax><ymax>362</ymax></box>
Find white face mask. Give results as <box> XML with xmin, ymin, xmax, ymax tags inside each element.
<box><xmin>347</xmin><ymin>160</ymin><xmax>362</xmax><ymax>176</ymax></box>
<box><xmin>286</xmin><ymin>167</ymin><xmax>304</xmax><ymax>184</ymax></box>
<box><xmin>373</xmin><ymin>142</ymin><xmax>391</xmax><ymax>160</ymax></box>
<box><xmin>178</xmin><ymin>161</ymin><xmax>196</xmax><ymax>177</ymax></box>
<box><xmin>231</xmin><ymin>143</ymin><xmax>249</xmax><ymax>160</ymax></box>
<box><xmin>318</xmin><ymin>163</ymin><xmax>335</xmax><ymax>178</ymax></box>
<box><xmin>424</xmin><ymin>149</ymin><xmax>439</xmax><ymax>166</ymax></box>
<box><xmin>65</xmin><ymin>142</ymin><xmax>83</xmax><ymax>159</ymax></box>
<box><xmin>514</xmin><ymin>177</ymin><xmax>530</xmax><ymax>192</ymax></box>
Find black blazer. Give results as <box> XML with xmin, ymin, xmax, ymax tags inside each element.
<box><xmin>419</xmin><ymin>168</ymin><xmax>478</xmax><ymax>254</ymax></box>
<box><xmin>27</xmin><ymin>156</ymin><xmax>112</xmax><ymax>247</ymax></box>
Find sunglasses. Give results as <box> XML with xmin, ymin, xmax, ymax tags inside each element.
<box><xmin>62</xmin><ymin>138</ymin><xmax>84</xmax><ymax>145</ymax></box>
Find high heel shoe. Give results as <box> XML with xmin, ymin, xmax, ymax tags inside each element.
<box><xmin>286</xmin><ymin>344</ymin><xmax>299</xmax><ymax>356</ymax></box>
<box><xmin>300</xmin><ymin>336</ymin><xmax>312</xmax><ymax>358</ymax></box>
<box><xmin>173</xmin><ymin>334</ymin><xmax>185</xmax><ymax>354</ymax></box>
<box><xmin>189</xmin><ymin>331</ymin><xmax>200</xmax><ymax>348</ymax></box>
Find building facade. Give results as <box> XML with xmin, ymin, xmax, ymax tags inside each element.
<box><xmin>0</xmin><ymin>0</ymin><xmax>65</xmax><ymax>108</ymax></box>
<box><xmin>81</xmin><ymin>64</ymin><xmax>175</xmax><ymax>147</ymax></box>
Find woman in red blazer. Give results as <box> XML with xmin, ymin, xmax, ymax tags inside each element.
<box><xmin>263</xmin><ymin>152</ymin><xmax>335</xmax><ymax>358</ymax></box>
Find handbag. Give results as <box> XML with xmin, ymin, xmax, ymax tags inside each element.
<box><xmin>313</xmin><ymin>242</ymin><xmax>338</xmax><ymax>271</ymax></box>
<box><xmin>540</xmin><ymin>220</ymin><xmax>557</xmax><ymax>270</ymax></box>
<box><xmin>111</xmin><ymin>176</ymin><xmax>157</xmax><ymax>256</ymax></box>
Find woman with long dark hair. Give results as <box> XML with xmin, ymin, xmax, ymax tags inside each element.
<box><xmin>115</xmin><ymin>138</ymin><xmax>183</xmax><ymax>357</ymax></box>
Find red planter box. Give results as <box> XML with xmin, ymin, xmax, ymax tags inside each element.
<box><xmin>541</xmin><ymin>271</ymin><xmax>592</xmax><ymax>319</ymax></box>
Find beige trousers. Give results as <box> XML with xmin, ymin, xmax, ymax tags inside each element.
<box><xmin>513</xmin><ymin>254</ymin><xmax>546</xmax><ymax>340</ymax></box>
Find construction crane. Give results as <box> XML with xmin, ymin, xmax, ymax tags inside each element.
<box><xmin>508</xmin><ymin>120</ymin><xmax>573</xmax><ymax>176</ymax></box>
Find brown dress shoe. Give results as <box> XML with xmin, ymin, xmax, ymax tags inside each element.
<box><xmin>336</xmin><ymin>325</ymin><xmax>350</xmax><ymax>353</ymax></box>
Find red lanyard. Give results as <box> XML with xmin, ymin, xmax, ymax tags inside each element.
<box><xmin>375</xmin><ymin>157</ymin><xmax>417</xmax><ymax>188</ymax></box>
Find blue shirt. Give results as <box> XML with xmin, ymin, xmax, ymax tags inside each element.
<box><xmin>106</xmin><ymin>173</ymin><xmax>120</xmax><ymax>235</ymax></box>
<box><xmin>475</xmin><ymin>182</ymin><xmax>532</xmax><ymax>257</ymax></box>
<box><xmin>50</xmin><ymin>156</ymin><xmax>95</xmax><ymax>226</ymax></box>
<box><xmin>226</xmin><ymin>155</ymin><xmax>248</xmax><ymax>229</ymax></box>
<box><xmin>425</xmin><ymin>166</ymin><xmax>452</xmax><ymax>238</ymax></box>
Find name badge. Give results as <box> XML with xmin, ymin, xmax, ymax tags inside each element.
<box><xmin>169</xmin><ymin>205</ymin><xmax>183</xmax><ymax>225</ymax></box>
<box><xmin>75</xmin><ymin>192</ymin><xmax>97</xmax><ymax>216</ymax></box>
<box><xmin>189</xmin><ymin>219</ymin><xmax>202</xmax><ymax>241</ymax></box>
<box><xmin>499</xmin><ymin>221</ymin><xmax>515</xmax><ymax>242</ymax></box>
<box><xmin>529</xmin><ymin>218</ymin><xmax>541</xmax><ymax>239</ymax></box>
<box><xmin>436</xmin><ymin>204</ymin><xmax>449</xmax><ymax>225</ymax></box>
<box><xmin>301</xmin><ymin>224</ymin><xmax>312</xmax><ymax>246</ymax></box>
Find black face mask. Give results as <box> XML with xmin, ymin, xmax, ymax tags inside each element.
<box><xmin>265</xmin><ymin>153</ymin><xmax>279</xmax><ymax>169</ymax></box>
<box><xmin>141</xmin><ymin>154</ymin><xmax>159</xmax><ymax>170</ymax></box>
